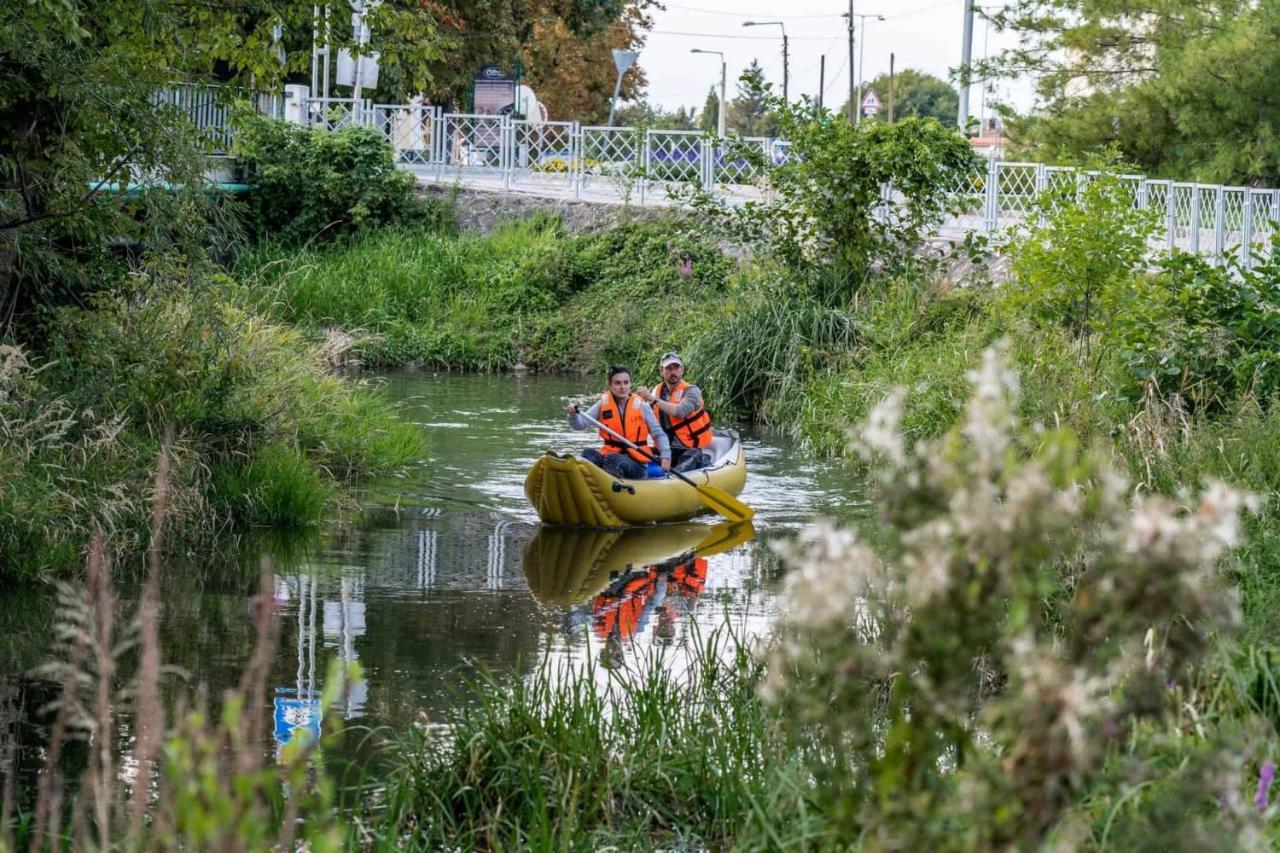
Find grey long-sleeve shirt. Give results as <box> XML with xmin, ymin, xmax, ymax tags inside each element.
<box><xmin>569</xmin><ymin>395</ymin><xmax>671</xmax><ymax>461</ymax></box>
<box><xmin>654</xmin><ymin>383</ymin><xmax>704</xmax><ymax>450</ymax></box>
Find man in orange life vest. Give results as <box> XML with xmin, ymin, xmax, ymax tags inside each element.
<box><xmin>635</xmin><ymin>351</ymin><xmax>713</xmax><ymax>474</ymax></box>
<box><xmin>565</xmin><ymin>364</ymin><xmax>671</xmax><ymax>479</ymax></box>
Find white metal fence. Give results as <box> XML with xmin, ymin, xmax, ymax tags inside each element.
<box><xmin>174</xmin><ymin>86</ymin><xmax>1280</xmax><ymax>267</ymax></box>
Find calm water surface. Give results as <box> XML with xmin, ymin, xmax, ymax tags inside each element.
<box><xmin>1</xmin><ymin>371</ymin><xmax>870</xmax><ymax>780</ymax></box>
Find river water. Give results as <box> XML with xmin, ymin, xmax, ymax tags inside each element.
<box><xmin>1</xmin><ymin>371</ymin><xmax>869</xmax><ymax>782</ymax></box>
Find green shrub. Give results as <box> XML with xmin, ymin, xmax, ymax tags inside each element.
<box><xmin>233</xmin><ymin>110</ymin><xmax>448</xmax><ymax>246</ymax></box>
<box><xmin>1116</xmin><ymin>248</ymin><xmax>1280</xmax><ymax>410</ymax></box>
<box><xmin>770</xmin><ymin>345</ymin><xmax>1262</xmax><ymax>846</ymax></box>
<box><xmin>685</xmin><ymin>84</ymin><xmax>979</xmax><ymax>283</ymax></box>
<box><xmin>1003</xmin><ymin>170</ymin><xmax>1158</xmax><ymax>384</ymax></box>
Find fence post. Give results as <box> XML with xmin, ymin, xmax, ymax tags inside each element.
<box><xmin>436</xmin><ymin>113</ymin><xmax>449</xmax><ymax>182</ymax></box>
<box><xmin>1241</xmin><ymin>189</ymin><xmax>1255</xmax><ymax>269</ymax></box>
<box><xmin>984</xmin><ymin>158</ymin><xmax>999</xmax><ymax>235</ymax></box>
<box><xmin>640</xmin><ymin>129</ymin><xmax>652</xmax><ymax>205</ymax></box>
<box><xmin>1190</xmin><ymin>185</ymin><xmax>1201</xmax><ymax>254</ymax></box>
<box><xmin>1137</xmin><ymin>179</ymin><xmax>1149</xmax><ymax>210</ymax></box>
<box><xmin>1214</xmin><ymin>186</ymin><xmax>1226</xmax><ymax>265</ymax></box>
<box><xmin>1164</xmin><ymin>182</ymin><xmax>1175</xmax><ymax>251</ymax></box>
<box><xmin>571</xmin><ymin>122</ymin><xmax>582</xmax><ymax>200</ymax></box>
<box><xmin>503</xmin><ymin>119</ymin><xmax>513</xmax><ymax>189</ymax></box>
<box><xmin>701</xmin><ymin>137</ymin><xmax>715</xmax><ymax>192</ymax></box>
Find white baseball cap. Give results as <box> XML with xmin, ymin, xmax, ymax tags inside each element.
<box><xmin>660</xmin><ymin>351</ymin><xmax>683</xmax><ymax>368</ymax></box>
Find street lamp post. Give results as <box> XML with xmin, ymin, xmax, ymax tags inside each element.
<box><xmin>844</xmin><ymin>12</ymin><xmax>884</xmax><ymax>123</ymax></box>
<box><xmin>690</xmin><ymin>49</ymin><xmax>727</xmax><ymax>137</ymax></box>
<box><xmin>742</xmin><ymin>21</ymin><xmax>788</xmax><ymax>103</ymax></box>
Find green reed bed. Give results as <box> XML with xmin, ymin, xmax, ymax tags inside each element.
<box><xmin>365</xmin><ymin>628</ymin><xmax>823</xmax><ymax>851</ymax></box>
<box><xmin>0</xmin><ymin>269</ymin><xmax>423</xmax><ymax>582</ymax></box>
<box><xmin>237</xmin><ymin>216</ymin><xmax>736</xmax><ymax>374</ymax></box>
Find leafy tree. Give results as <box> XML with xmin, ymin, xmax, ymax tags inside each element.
<box><xmin>422</xmin><ymin>0</ymin><xmax>654</xmax><ymax>120</ymax></box>
<box><xmin>700</xmin><ymin>86</ymin><xmax>721</xmax><ymax>134</ymax></box>
<box><xmin>612</xmin><ymin>102</ymin><xmax>698</xmax><ymax>130</ymax></box>
<box><xmin>522</xmin><ymin>0</ymin><xmax>656</xmax><ymax>122</ymax></box>
<box><xmin>727</xmin><ymin>61</ymin><xmax>778</xmax><ymax>137</ymax></box>
<box><xmin>0</xmin><ymin>0</ymin><xmax>442</xmax><ymax>331</ymax></box>
<box><xmin>984</xmin><ymin>0</ymin><xmax>1280</xmax><ymax>184</ymax></box>
<box><xmin>842</xmin><ymin>68</ymin><xmax>958</xmax><ymax>124</ymax></box>
<box><xmin>684</xmin><ymin>78</ymin><xmax>980</xmax><ymax>282</ymax></box>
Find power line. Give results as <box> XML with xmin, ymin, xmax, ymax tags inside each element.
<box><xmin>651</xmin><ymin>29</ymin><xmax>852</xmax><ymax>41</ymax></box>
<box><xmin>663</xmin><ymin>3</ymin><xmax>844</xmax><ymax>18</ymax></box>
<box><xmin>662</xmin><ymin>0</ymin><xmax>957</xmax><ymax>21</ymax></box>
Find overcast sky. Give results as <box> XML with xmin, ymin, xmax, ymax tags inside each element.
<box><xmin>635</xmin><ymin>0</ymin><xmax>1036</xmax><ymax>120</ymax></box>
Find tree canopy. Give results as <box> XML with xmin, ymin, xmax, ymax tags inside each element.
<box><xmin>728</xmin><ymin>61</ymin><xmax>779</xmax><ymax>137</ymax></box>
<box><xmin>841</xmin><ymin>69</ymin><xmax>958</xmax><ymax>125</ymax></box>
<box><xmin>422</xmin><ymin>0</ymin><xmax>654</xmax><ymax>121</ymax></box>
<box><xmin>700</xmin><ymin>86</ymin><xmax>721</xmax><ymax>134</ymax></box>
<box><xmin>984</xmin><ymin>0</ymin><xmax>1280</xmax><ymax>184</ymax></box>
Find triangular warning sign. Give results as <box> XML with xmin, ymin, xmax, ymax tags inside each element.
<box><xmin>860</xmin><ymin>89</ymin><xmax>881</xmax><ymax>108</ymax></box>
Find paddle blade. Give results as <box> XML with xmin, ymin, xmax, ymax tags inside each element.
<box><xmin>693</xmin><ymin>483</ymin><xmax>755</xmax><ymax>523</ymax></box>
<box><xmin>693</xmin><ymin>520</ymin><xmax>757</xmax><ymax>558</ymax></box>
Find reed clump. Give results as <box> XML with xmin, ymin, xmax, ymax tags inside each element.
<box><xmin>0</xmin><ymin>261</ymin><xmax>424</xmax><ymax>583</ymax></box>
<box><xmin>371</xmin><ymin>630</ymin><xmax>823</xmax><ymax>850</ymax></box>
<box><xmin>3</xmin><ymin>449</ymin><xmax>355</xmax><ymax>852</ymax></box>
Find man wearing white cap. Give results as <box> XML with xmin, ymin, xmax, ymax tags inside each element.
<box><xmin>637</xmin><ymin>352</ymin><xmax>714</xmax><ymax>473</ymax></box>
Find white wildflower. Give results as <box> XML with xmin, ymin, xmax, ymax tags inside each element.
<box><xmin>963</xmin><ymin>344</ymin><xmax>1019</xmax><ymax>474</ymax></box>
<box><xmin>1196</xmin><ymin>479</ymin><xmax>1256</xmax><ymax>554</ymax></box>
<box><xmin>776</xmin><ymin>520</ymin><xmax>881</xmax><ymax>630</ymax></box>
<box><xmin>855</xmin><ymin>386</ymin><xmax>908</xmax><ymax>466</ymax></box>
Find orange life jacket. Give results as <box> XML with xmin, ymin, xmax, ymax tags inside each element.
<box><xmin>598</xmin><ymin>392</ymin><xmax>653</xmax><ymax>464</ymax></box>
<box><xmin>651</xmin><ymin>381</ymin><xmax>713</xmax><ymax>450</ymax></box>
<box><xmin>670</xmin><ymin>557</ymin><xmax>708</xmax><ymax>596</ymax></box>
<box><xmin>592</xmin><ymin>570</ymin><xmax>657</xmax><ymax>641</ymax></box>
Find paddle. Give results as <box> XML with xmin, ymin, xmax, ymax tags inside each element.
<box><xmin>573</xmin><ymin>405</ymin><xmax>755</xmax><ymax>523</ymax></box>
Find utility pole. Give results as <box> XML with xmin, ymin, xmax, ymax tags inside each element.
<box><xmin>691</xmin><ymin>48</ymin><xmax>727</xmax><ymax>136</ymax></box>
<box><xmin>888</xmin><ymin>52</ymin><xmax>895</xmax><ymax>123</ymax></box>
<box><xmin>818</xmin><ymin>54</ymin><xmax>825</xmax><ymax>110</ymax></box>
<box><xmin>743</xmin><ymin>21</ymin><xmax>788</xmax><ymax>103</ymax></box>
<box><xmin>782</xmin><ymin>32</ymin><xmax>790</xmax><ymax>103</ymax></box>
<box><xmin>958</xmin><ymin>0</ymin><xmax>975</xmax><ymax>131</ymax></box>
<box><xmin>846</xmin><ymin>0</ymin><xmax>856</xmax><ymax>122</ymax></box>
<box><xmin>850</xmin><ymin>13</ymin><xmax>883</xmax><ymax>124</ymax></box>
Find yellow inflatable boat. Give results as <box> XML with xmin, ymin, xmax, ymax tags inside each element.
<box><xmin>523</xmin><ymin>429</ymin><xmax>748</xmax><ymax>526</ymax></box>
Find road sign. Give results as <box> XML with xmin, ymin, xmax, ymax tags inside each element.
<box><xmin>612</xmin><ymin>49</ymin><xmax>639</xmax><ymax>75</ymax></box>
<box><xmin>860</xmin><ymin>89</ymin><xmax>881</xmax><ymax>116</ymax></box>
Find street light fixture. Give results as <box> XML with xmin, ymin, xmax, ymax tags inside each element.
<box><xmin>742</xmin><ymin>21</ymin><xmax>788</xmax><ymax>103</ymax></box>
<box><xmin>843</xmin><ymin>12</ymin><xmax>884</xmax><ymax>123</ymax></box>
<box><xmin>690</xmin><ymin>49</ymin><xmax>727</xmax><ymax>137</ymax></box>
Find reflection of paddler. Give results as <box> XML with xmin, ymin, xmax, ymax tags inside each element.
<box><xmin>591</xmin><ymin>554</ymin><xmax>709</xmax><ymax>642</ymax></box>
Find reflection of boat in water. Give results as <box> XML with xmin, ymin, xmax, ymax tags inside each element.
<box><xmin>523</xmin><ymin>430</ymin><xmax>747</xmax><ymax>526</ymax></box>
<box><xmin>523</xmin><ymin>521</ymin><xmax>754</xmax><ymax>605</ymax></box>
<box><xmin>522</xmin><ymin>521</ymin><xmax>755</xmax><ymax>643</ymax></box>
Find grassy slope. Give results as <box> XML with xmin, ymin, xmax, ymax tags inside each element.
<box><xmin>236</xmin><ymin>216</ymin><xmax>736</xmax><ymax>375</ymax></box>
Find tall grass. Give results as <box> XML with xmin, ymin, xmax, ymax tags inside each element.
<box><xmin>239</xmin><ymin>218</ymin><xmax>577</xmax><ymax>370</ymax></box>
<box><xmin>238</xmin><ymin>216</ymin><xmax>737</xmax><ymax>374</ymax></box>
<box><xmin>1</xmin><ymin>264</ymin><xmax>425</xmax><ymax>581</ymax></box>
<box><xmin>370</xmin><ymin>627</ymin><xmax>824</xmax><ymax>850</ymax></box>
<box><xmin>3</xmin><ymin>452</ymin><xmax>354</xmax><ymax>851</ymax></box>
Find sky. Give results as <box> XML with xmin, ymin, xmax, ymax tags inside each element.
<box><xmin>634</xmin><ymin>0</ymin><xmax>1038</xmax><ymax>121</ymax></box>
